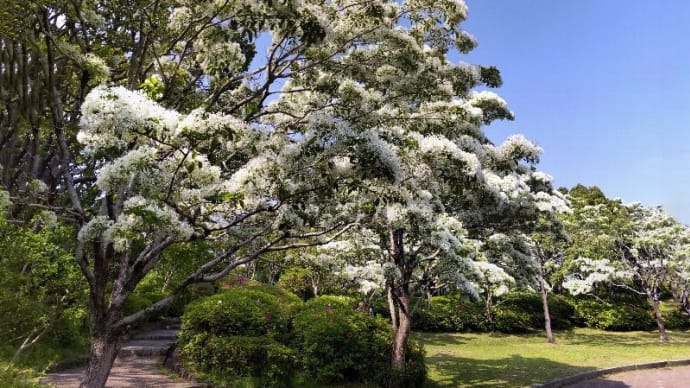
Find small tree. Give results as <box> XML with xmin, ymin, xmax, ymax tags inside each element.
<box><xmin>565</xmin><ymin>203</ymin><xmax>687</xmax><ymax>342</ymax></box>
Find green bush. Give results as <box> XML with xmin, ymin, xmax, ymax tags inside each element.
<box><xmin>180</xmin><ymin>283</ymin><xmax>302</xmax><ymax>343</ymax></box>
<box><xmin>412</xmin><ymin>296</ymin><xmax>459</xmax><ymax>332</ymax></box>
<box><xmin>411</xmin><ymin>292</ymin><xmax>576</xmax><ymax>334</ymax></box>
<box><xmin>180</xmin><ymin>333</ymin><xmax>296</xmax><ymax>387</ymax></box>
<box><xmin>179</xmin><ymin>283</ymin><xmax>303</xmax><ymax>387</ymax></box>
<box><xmin>493</xmin><ymin>307</ymin><xmax>533</xmax><ymax>333</ymax></box>
<box><xmin>456</xmin><ymin>301</ymin><xmax>494</xmax><ymax>332</ymax></box>
<box><xmin>180</xmin><ymin>286</ymin><xmax>427</xmax><ymax>387</ymax></box>
<box><xmin>412</xmin><ymin>296</ymin><xmax>491</xmax><ymax>332</ymax></box>
<box><xmin>573</xmin><ymin>299</ymin><xmax>654</xmax><ymax>331</ymax></box>
<box><xmin>497</xmin><ymin>292</ymin><xmax>576</xmax><ymax>331</ymax></box>
<box><xmin>293</xmin><ymin>295</ymin><xmax>426</xmax><ymax>387</ymax></box>
<box><xmin>661</xmin><ymin>305</ymin><xmax>689</xmax><ymax>330</ymax></box>
<box><xmin>0</xmin><ymin>365</ymin><xmax>40</xmax><ymax>388</ymax></box>
<box><xmin>276</xmin><ymin>267</ymin><xmax>315</xmax><ymax>300</ymax></box>
<box><xmin>292</xmin><ymin>296</ymin><xmax>389</xmax><ymax>383</ymax></box>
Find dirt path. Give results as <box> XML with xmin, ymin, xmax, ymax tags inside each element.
<box><xmin>40</xmin><ymin>328</ymin><xmax>203</xmax><ymax>388</ymax></box>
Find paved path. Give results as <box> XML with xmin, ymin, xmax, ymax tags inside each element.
<box><xmin>563</xmin><ymin>364</ymin><xmax>690</xmax><ymax>388</ymax></box>
<box><xmin>40</xmin><ymin>327</ymin><xmax>203</xmax><ymax>388</ymax></box>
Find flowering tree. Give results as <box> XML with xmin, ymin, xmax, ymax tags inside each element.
<box><xmin>263</xmin><ymin>0</ymin><xmax>569</xmax><ymax>365</ymax></box>
<box><xmin>564</xmin><ymin>203</ymin><xmax>688</xmax><ymax>342</ymax></box>
<box><xmin>527</xmin><ymin>217</ymin><xmax>569</xmax><ymax>344</ymax></box>
<box><xmin>1</xmin><ymin>0</ymin><xmax>413</xmax><ymax>385</ymax></box>
<box><xmin>667</xmin><ymin>238</ymin><xmax>690</xmax><ymax>317</ymax></box>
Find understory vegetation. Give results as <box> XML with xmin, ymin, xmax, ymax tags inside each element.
<box><xmin>178</xmin><ymin>282</ymin><xmax>426</xmax><ymax>388</ymax></box>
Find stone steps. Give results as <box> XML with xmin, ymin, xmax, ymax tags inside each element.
<box><xmin>119</xmin><ymin>328</ymin><xmax>180</xmax><ymax>358</ymax></box>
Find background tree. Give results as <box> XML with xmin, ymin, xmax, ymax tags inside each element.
<box><xmin>0</xmin><ymin>192</ymin><xmax>86</xmax><ymax>365</ymax></box>
<box><xmin>564</xmin><ymin>201</ymin><xmax>686</xmax><ymax>342</ymax></box>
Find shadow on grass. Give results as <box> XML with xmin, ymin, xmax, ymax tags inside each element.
<box><xmin>557</xmin><ymin>330</ymin><xmax>687</xmax><ymax>346</ymax></box>
<box><xmin>414</xmin><ymin>333</ymin><xmax>469</xmax><ymax>347</ymax></box>
<box><xmin>424</xmin><ymin>353</ymin><xmax>600</xmax><ymax>388</ymax></box>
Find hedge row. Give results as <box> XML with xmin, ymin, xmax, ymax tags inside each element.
<box><xmin>409</xmin><ymin>292</ymin><xmax>688</xmax><ymax>333</ymax></box>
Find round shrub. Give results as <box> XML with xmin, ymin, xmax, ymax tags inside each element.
<box><xmin>178</xmin><ymin>283</ymin><xmax>303</xmax><ymax>386</ymax></box>
<box><xmin>455</xmin><ymin>301</ymin><xmax>493</xmax><ymax>332</ymax></box>
<box><xmin>293</xmin><ymin>295</ymin><xmax>426</xmax><ymax>386</ymax></box>
<box><xmin>660</xmin><ymin>305</ymin><xmax>689</xmax><ymax>330</ymax></box>
<box><xmin>413</xmin><ymin>296</ymin><xmax>458</xmax><ymax>332</ymax></box>
<box><xmin>180</xmin><ymin>333</ymin><xmax>296</xmax><ymax>387</ymax></box>
<box><xmin>412</xmin><ymin>296</ymin><xmax>491</xmax><ymax>332</ymax></box>
<box><xmin>180</xmin><ymin>282</ymin><xmax>302</xmax><ymax>343</ymax></box>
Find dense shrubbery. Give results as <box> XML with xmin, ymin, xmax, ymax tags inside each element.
<box><xmin>572</xmin><ymin>298</ymin><xmax>655</xmax><ymax>331</ymax></box>
<box><xmin>179</xmin><ymin>283</ymin><xmax>426</xmax><ymax>387</ymax></box>
<box><xmin>411</xmin><ymin>293</ymin><xmax>576</xmax><ymax>334</ymax></box>
<box><xmin>661</xmin><ymin>305</ymin><xmax>689</xmax><ymax>330</ymax></box>
<box><xmin>412</xmin><ymin>296</ymin><xmax>490</xmax><ymax>332</ymax></box>
<box><xmin>498</xmin><ymin>292</ymin><xmax>576</xmax><ymax>331</ymax></box>
<box><xmin>293</xmin><ymin>295</ymin><xmax>426</xmax><ymax>387</ymax></box>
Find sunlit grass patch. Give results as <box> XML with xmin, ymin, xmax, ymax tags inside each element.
<box><xmin>421</xmin><ymin>328</ymin><xmax>690</xmax><ymax>387</ymax></box>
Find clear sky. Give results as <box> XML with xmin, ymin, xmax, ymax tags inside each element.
<box><xmin>460</xmin><ymin>1</ymin><xmax>690</xmax><ymax>224</ymax></box>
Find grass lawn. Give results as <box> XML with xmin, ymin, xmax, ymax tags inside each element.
<box><xmin>421</xmin><ymin>328</ymin><xmax>690</xmax><ymax>387</ymax></box>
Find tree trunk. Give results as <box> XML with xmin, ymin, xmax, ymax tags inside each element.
<box><xmin>391</xmin><ymin>287</ymin><xmax>411</xmax><ymax>369</ymax></box>
<box><xmin>538</xmin><ymin>270</ymin><xmax>556</xmax><ymax>344</ymax></box>
<box><xmin>80</xmin><ymin>324</ymin><xmax>124</xmax><ymax>387</ymax></box>
<box><xmin>649</xmin><ymin>293</ymin><xmax>669</xmax><ymax>342</ymax></box>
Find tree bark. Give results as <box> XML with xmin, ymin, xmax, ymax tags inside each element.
<box><xmin>648</xmin><ymin>291</ymin><xmax>669</xmax><ymax>342</ymax></box>
<box><xmin>538</xmin><ymin>269</ymin><xmax>556</xmax><ymax>344</ymax></box>
<box><xmin>80</xmin><ymin>326</ymin><xmax>124</xmax><ymax>388</ymax></box>
<box><xmin>391</xmin><ymin>286</ymin><xmax>411</xmax><ymax>369</ymax></box>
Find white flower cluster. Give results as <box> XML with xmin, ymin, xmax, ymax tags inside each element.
<box><xmin>497</xmin><ymin>135</ymin><xmax>542</xmax><ymax>164</ymax></box>
<box><xmin>96</xmin><ymin>147</ymin><xmax>153</xmax><ymax>192</ymax></box>
<box><xmin>562</xmin><ymin>258</ymin><xmax>623</xmax><ymax>295</ymax></box>
<box><xmin>195</xmin><ymin>39</ymin><xmax>245</xmax><ymax>77</ymax></box>
<box><xmin>343</xmin><ymin>261</ymin><xmax>385</xmax><ymax>294</ymax></box>
<box><xmin>79</xmin><ymin>86</ymin><xmax>179</xmax><ymax>154</ymax></box>
<box><xmin>414</xmin><ymin>133</ymin><xmax>481</xmax><ymax>177</ymax></box>
<box><xmin>470</xmin><ymin>261</ymin><xmax>515</xmax><ymax>297</ymax></box>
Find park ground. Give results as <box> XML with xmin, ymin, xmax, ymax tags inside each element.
<box><xmin>23</xmin><ymin>327</ymin><xmax>690</xmax><ymax>387</ymax></box>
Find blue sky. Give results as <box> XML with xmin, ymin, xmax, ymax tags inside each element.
<box><xmin>460</xmin><ymin>1</ymin><xmax>690</xmax><ymax>223</ymax></box>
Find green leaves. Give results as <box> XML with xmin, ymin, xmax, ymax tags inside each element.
<box><xmin>139</xmin><ymin>75</ymin><xmax>165</xmax><ymax>101</ymax></box>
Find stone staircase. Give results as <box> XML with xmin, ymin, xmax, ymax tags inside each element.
<box><xmin>40</xmin><ymin>321</ymin><xmax>207</xmax><ymax>387</ymax></box>
<box><xmin>119</xmin><ymin>328</ymin><xmax>181</xmax><ymax>358</ymax></box>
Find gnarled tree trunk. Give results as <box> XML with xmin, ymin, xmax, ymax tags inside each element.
<box><xmin>80</xmin><ymin>319</ymin><xmax>125</xmax><ymax>388</ymax></box>
<box><xmin>389</xmin><ymin>283</ymin><xmax>412</xmax><ymax>369</ymax></box>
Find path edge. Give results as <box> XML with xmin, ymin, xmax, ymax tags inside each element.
<box><xmin>532</xmin><ymin>359</ymin><xmax>690</xmax><ymax>388</ymax></box>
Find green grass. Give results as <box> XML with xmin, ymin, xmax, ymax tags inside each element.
<box><xmin>421</xmin><ymin>328</ymin><xmax>690</xmax><ymax>387</ymax></box>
